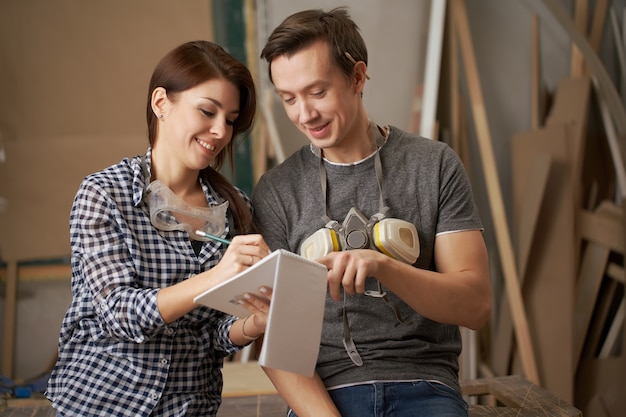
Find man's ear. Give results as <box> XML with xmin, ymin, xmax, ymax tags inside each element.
<box><xmin>353</xmin><ymin>61</ymin><xmax>368</xmax><ymax>92</ymax></box>
<box><xmin>151</xmin><ymin>87</ymin><xmax>168</xmax><ymax>118</ymax></box>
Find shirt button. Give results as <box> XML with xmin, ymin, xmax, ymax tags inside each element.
<box><xmin>151</xmin><ymin>391</ymin><xmax>159</xmax><ymax>400</ymax></box>
<box><xmin>165</xmin><ymin>327</ymin><xmax>175</xmax><ymax>336</ymax></box>
<box><xmin>161</xmin><ymin>358</ymin><xmax>169</xmax><ymax>366</ymax></box>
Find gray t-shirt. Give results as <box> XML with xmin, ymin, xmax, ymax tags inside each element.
<box><xmin>252</xmin><ymin>125</ymin><xmax>483</xmax><ymax>394</ymax></box>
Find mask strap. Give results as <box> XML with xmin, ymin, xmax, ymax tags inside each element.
<box><xmin>317</xmin><ymin>130</ymin><xmax>403</xmax><ymax>366</ymax></box>
<box><xmin>319</xmin><ymin>156</ymin><xmax>332</xmax><ymax>224</ymax></box>
<box><xmin>342</xmin><ymin>292</ymin><xmax>364</xmax><ymax>366</ymax></box>
<box><xmin>373</xmin><ymin>149</ymin><xmax>386</xmax><ymax>213</ymax></box>
<box><xmin>364</xmin><ymin>281</ymin><xmax>406</xmax><ymax>324</ymax></box>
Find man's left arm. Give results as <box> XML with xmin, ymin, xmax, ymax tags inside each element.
<box><xmin>320</xmin><ymin>229</ymin><xmax>492</xmax><ymax>330</ymax></box>
<box><xmin>379</xmin><ymin>229</ymin><xmax>492</xmax><ymax>330</ymax></box>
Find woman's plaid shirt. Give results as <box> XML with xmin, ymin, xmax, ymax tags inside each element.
<box><xmin>46</xmin><ymin>149</ymin><xmax>250</xmax><ymax>416</ymax></box>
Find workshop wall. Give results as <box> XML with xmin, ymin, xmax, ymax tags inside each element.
<box><xmin>0</xmin><ymin>0</ymin><xmax>215</xmax><ymax>380</ymax></box>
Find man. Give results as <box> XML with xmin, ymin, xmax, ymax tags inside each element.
<box><xmin>252</xmin><ymin>7</ymin><xmax>492</xmax><ymax>417</ymax></box>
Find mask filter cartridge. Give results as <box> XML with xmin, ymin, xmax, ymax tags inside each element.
<box><xmin>373</xmin><ymin>218</ymin><xmax>420</xmax><ymax>264</ymax></box>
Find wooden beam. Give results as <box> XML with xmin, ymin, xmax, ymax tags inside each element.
<box><xmin>588</xmin><ymin>0</ymin><xmax>608</xmax><ymax>54</ymax></box>
<box><xmin>583</xmin><ymin>278</ymin><xmax>621</xmax><ymax>358</ymax></box>
<box><xmin>461</xmin><ymin>375</ymin><xmax>582</xmax><ymax>416</ymax></box>
<box><xmin>509</xmin><ymin>124</ymin><xmax>576</xmax><ymax>402</ymax></box>
<box><xmin>452</xmin><ymin>0</ymin><xmax>539</xmax><ymax>385</ymax></box>
<box><xmin>570</xmin><ymin>0</ymin><xmax>588</xmax><ymax>77</ymax></box>
<box><xmin>598</xmin><ymin>299</ymin><xmax>625</xmax><ymax>358</ymax></box>
<box><xmin>606</xmin><ymin>262</ymin><xmax>625</xmax><ymax>283</ymax></box>
<box><xmin>492</xmin><ymin>154</ymin><xmax>551</xmax><ymax>376</ymax></box>
<box><xmin>577</xmin><ymin>205</ymin><xmax>624</xmax><ymax>253</ymax></box>
<box><xmin>610</xmin><ymin>8</ymin><xmax>626</xmax><ymax>104</ymax></box>
<box><xmin>1</xmin><ymin>260</ymin><xmax>17</xmax><ymax>378</ymax></box>
<box><xmin>574</xmin><ymin>241</ymin><xmax>611</xmax><ymax>364</ymax></box>
<box><xmin>517</xmin><ymin>154</ymin><xmax>552</xmax><ymax>280</ymax></box>
<box><xmin>596</xmin><ymin>51</ymin><xmax>626</xmax><ymax>199</ymax></box>
<box><xmin>531</xmin><ymin>14</ymin><xmax>541</xmax><ymax>129</ymax></box>
<box><xmin>0</xmin><ymin>263</ymin><xmax>71</xmax><ymax>282</ymax></box>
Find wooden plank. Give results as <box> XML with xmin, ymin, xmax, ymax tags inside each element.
<box><xmin>510</xmin><ymin>124</ymin><xmax>576</xmax><ymax>403</ymax></box>
<box><xmin>531</xmin><ymin>14</ymin><xmax>541</xmax><ymax>129</ymax></box>
<box><xmin>0</xmin><ymin>263</ymin><xmax>70</xmax><ymax>282</ymax></box>
<box><xmin>517</xmin><ymin>154</ymin><xmax>552</xmax><ymax>280</ymax></box>
<box><xmin>570</xmin><ymin>0</ymin><xmax>588</xmax><ymax>77</ymax></box>
<box><xmin>545</xmin><ymin>76</ymin><xmax>591</xmax><ymax>236</ymax></box>
<box><xmin>575</xmin><ymin>355</ymin><xmax>626</xmax><ymax>416</ymax></box>
<box><xmin>599</xmin><ymin>196</ymin><xmax>626</xmax><ymax>359</ymax></box>
<box><xmin>492</xmin><ymin>153</ymin><xmax>551</xmax><ymax>376</ymax></box>
<box><xmin>503</xmin><ymin>77</ymin><xmax>589</xmax><ymax>400</ymax></box>
<box><xmin>573</xmin><ymin>241</ymin><xmax>611</xmax><ymax>364</ymax></box>
<box><xmin>598</xmin><ymin>298</ymin><xmax>624</xmax><ymax>358</ymax></box>
<box><xmin>574</xmin><ymin>200</ymin><xmax>623</xmax><ymax>366</ymax></box>
<box><xmin>595</xmin><ymin>81</ymin><xmax>626</xmax><ymax>197</ymax></box>
<box><xmin>610</xmin><ymin>8</ymin><xmax>626</xmax><ymax>103</ymax></box>
<box><xmin>588</xmin><ymin>0</ymin><xmax>608</xmax><ymax>54</ymax></box>
<box><xmin>217</xmin><ymin>395</ymin><xmax>287</xmax><ymax>417</ymax></box>
<box><xmin>461</xmin><ymin>375</ymin><xmax>582</xmax><ymax>417</ymax></box>
<box><xmin>1</xmin><ymin>260</ymin><xmax>17</xmax><ymax>378</ymax></box>
<box><xmin>221</xmin><ymin>361</ymin><xmax>278</xmax><ymax>397</ymax></box>
<box><xmin>452</xmin><ymin>0</ymin><xmax>539</xmax><ymax>385</ymax></box>
<box><xmin>577</xmin><ymin>207</ymin><xmax>624</xmax><ymax>253</ymax></box>
<box><xmin>583</xmin><ymin>278</ymin><xmax>621</xmax><ymax>358</ymax></box>
<box><xmin>606</xmin><ymin>262</ymin><xmax>625</xmax><ymax>283</ymax></box>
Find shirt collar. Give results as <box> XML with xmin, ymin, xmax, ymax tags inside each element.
<box><xmin>309</xmin><ymin>118</ymin><xmax>389</xmax><ymax>160</ymax></box>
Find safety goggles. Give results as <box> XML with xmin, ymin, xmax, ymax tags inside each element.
<box><xmin>144</xmin><ymin>179</ymin><xmax>229</xmax><ymax>242</ymax></box>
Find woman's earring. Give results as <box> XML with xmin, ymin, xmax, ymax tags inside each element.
<box><xmin>157</xmin><ymin>114</ymin><xmax>164</xmax><ymax>120</ymax></box>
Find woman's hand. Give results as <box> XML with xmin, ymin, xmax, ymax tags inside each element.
<box><xmin>210</xmin><ymin>234</ymin><xmax>271</xmax><ymax>286</ymax></box>
<box><xmin>232</xmin><ymin>286</ymin><xmax>273</xmax><ymax>344</ymax></box>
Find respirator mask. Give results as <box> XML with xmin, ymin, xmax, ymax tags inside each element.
<box><xmin>142</xmin><ymin>157</ymin><xmax>229</xmax><ymax>242</ymax></box>
<box><xmin>300</xmin><ymin>207</ymin><xmax>419</xmax><ymax>264</ymax></box>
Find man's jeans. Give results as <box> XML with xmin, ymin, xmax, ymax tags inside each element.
<box><xmin>287</xmin><ymin>380</ymin><xmax>468</xmax><ymax>417</ymax></box>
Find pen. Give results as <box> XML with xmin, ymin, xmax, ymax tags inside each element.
<box><xmin>195</xmin><ymin>230</ymin><xmax>232</xmax><ymax>245</ymax></box>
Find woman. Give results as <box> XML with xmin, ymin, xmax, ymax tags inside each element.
<box><xmin>46</xmin><ymin>41</ymin><xmax>271</xmax><ymax>416</ymax></box>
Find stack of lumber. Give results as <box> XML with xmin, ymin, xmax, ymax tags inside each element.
<box><xmin>449</xmin><ymin>1</ymin><xmax>625</xmax><ymax>415</ymax></box>
<box><xmin>505</xmin><ymin>75</ymin><xmax>625</xmax><ymax>415</ymax></box>
<box><xmin>504</xmin><ymin>2</ymin><xmax>626</xmax><ymax>415</ymax></box>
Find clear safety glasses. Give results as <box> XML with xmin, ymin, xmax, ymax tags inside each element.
<box><xmin>144</xmin><ymin>179</ymin><xmax>229</xmax><ymax>242</ymax></box>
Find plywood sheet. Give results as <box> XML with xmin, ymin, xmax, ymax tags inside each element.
<box><xmin>511</xmin><ymin>124</ymin><xmax>576</xmax><ymax>403</ymax></box>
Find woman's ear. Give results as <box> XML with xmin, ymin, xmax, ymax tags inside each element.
<box><xmin>151</xmin><ymin>87</ymin><xmax>168</xmax><ymax>118</ymax></box>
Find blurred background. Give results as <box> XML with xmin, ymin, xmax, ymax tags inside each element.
<box><xmin>1</xmin><ymin>1</ymin><xmax>625</xmax><ymax>415</ymax></box>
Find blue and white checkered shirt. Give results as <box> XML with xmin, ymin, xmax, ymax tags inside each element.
<box><xmin>46</xmin><ymin>149</ymin><xmax>247</xmax><ymax>416</ymax></box>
